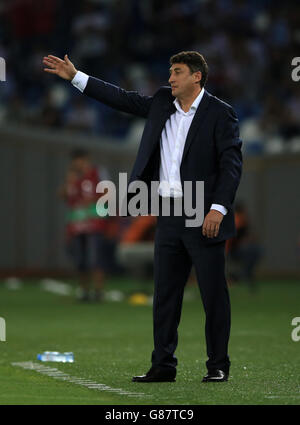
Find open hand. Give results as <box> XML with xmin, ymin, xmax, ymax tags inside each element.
<box><xmin>43</xmin><ymin>54</ymin><xmax>77</xmax><ymax>81</ymax></box>
<box><xmin>202</xmin><ymin>209</ymin><xmax>224</xmax><ymax>238</ymax></box>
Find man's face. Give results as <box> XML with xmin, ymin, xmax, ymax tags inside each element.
<box><xmin>72</xmin><ymin>157</ymin><xmax>89</xmax><ymax>173</ymax></box>
<box><xmin>168</xmin><ymin>63</ymin><xmax>201</xmax><ymax>98</ymax></box>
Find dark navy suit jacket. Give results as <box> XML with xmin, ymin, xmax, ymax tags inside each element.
<box><xmin>83</xmin><ymin>76</ymin><xmax>243</xmax><ymax>243</ymax></box>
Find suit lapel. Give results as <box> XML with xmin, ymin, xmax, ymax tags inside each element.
<box><xmin>159</xmin><ymin>101</ymin><xmax>176</xmax><ymax>134</ymax></box>
<box><xmin>181</xmin><ymin>90</ymin><xmax>211</xmax><ymax>162</ymax></box>
<box><xmin>134</xmin><ymin>98</ymin><xmax>176</xmax><ymax>177</ymax></box>
<box><xmin>146</xmin><ymin>100</ymin><xmax>176</xmax><ymax>153</ymax></box>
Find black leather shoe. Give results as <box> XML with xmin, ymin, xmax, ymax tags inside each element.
<box><xmin>132</xmin><ymin>366</ymin><xmax>176</xmax><ymax>382</ymax></box>
<box><xmin>202</xmin><ymin>369</ymin><xmax>228</xmax><ymax>382</ymax></box>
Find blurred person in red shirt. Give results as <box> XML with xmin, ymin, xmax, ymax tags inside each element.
<box><xmin>226</xmin><ymin>201</ymin><xmax>262</xmax><ymax>291</ymax></box>
<box><xmin>59</xmin><ymin>149</ymin><xmax>110</xmax><ymax>302</ymax></box>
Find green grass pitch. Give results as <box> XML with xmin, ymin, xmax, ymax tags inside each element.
<box><xmin>0</xmin><ymin>277</ymin><xmax>299</xmax><ymax>405</ymax></box>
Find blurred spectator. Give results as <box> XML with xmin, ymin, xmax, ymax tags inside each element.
<box><xmin>280</xmin><ymin>87</ymin><xmax>300</xmax><ymax>142</ymax></box>
<box><xmin>59</xmin><ymin>148</ymin><xmax>112</xmax><ymax>302</ymax></box>
<box><xmin>4</xmin><ymin>95</ymin><xmax>29</xmax><ymax>124</ymax></box>
<box><xmin>38</xmin><ymin>91</ymin><xmax>62</xmax><ymax>128</ymax></box>
<box><xmin>71</xmin><ymin>1</ymin><xmax>111</xmax><ymax>77</ymax></box>
<box><xmin>226</xmin><ymin>201</ymin><xmax>262</xmax><ymax>291</ymax></box>
<box><xmin>64</xmin><ymin>96</ymin><xmax>98</xmax><ymax>135</ymax></box>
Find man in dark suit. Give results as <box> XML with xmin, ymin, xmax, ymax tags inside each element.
<box><xmin>43</xmin><ymin>51</ymin><xmax>242</xmax><ymax>383</ymax></box>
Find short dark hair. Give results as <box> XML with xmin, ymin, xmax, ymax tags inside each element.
<box><xmin>70</xmin><ymin>148</ymin><xmax>89</xmax><ymax>160</ymax></box>
<box><xmin>170</xmin><ymin>51</ymin><xmax>209</xmax><ymax>87</ymax></box>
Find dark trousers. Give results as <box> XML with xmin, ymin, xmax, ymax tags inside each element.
<box><xmin>151</xmin><ymin>197</ymin><xmax>231</xmax><ymax>373</ymax></box>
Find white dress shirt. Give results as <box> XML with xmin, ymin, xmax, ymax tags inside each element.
<box><xmin>71</xmin><ymin>72</ymin><xmax>227</xmax><ymax>216</ymax></box>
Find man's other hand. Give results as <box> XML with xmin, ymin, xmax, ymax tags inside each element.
<box><xmin>43</xmin><ymin>54</ymin><xmax>77</xmax><ymax>81</ymax></box>
<box><xmin>202</xmin><ymin>209</ymin><xmax>224</xmax><ymax>238</ymax></box>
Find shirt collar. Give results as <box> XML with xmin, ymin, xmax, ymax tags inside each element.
<box><xmin>173</xmin><ymin>87</ymin><xmax>204</xmax><ymax>115</ymax></box>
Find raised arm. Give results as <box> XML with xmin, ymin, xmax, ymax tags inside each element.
<box><xmin>43</xmin><ymin>55</ymin><xmax>153</xmax><ymax>119</ymax></box>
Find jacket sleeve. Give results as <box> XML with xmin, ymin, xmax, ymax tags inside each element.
<box><xmin>83</xmin><ymin>76</ymin><xmax>153</xmax><ymax>119</ymax></box>
<box><xmin>212</xmin><ymin>104</ymin><xmax>243</xmax><ymax>212</ymax></box>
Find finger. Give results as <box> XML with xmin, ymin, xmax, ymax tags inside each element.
<box><xmin>43</xmin><ymin>56</ymin><xmax>55</xmax><ymax>61</ymax></box>
<box><xmin>43</xmin><ymin>59</ymin><xmax>57</xmax><ymax>68</ymax></box>
<box><xmin>43</xmin><ymin>59</ymin><xmax>56</xmax><ymax>69</ymax></box>
<box><xmin>204</xmin><ymin>221</ymin><xmax>211</xmax><ymax>237</ymax></box>
<box><xmin>48</xmin><ymin>55</ymin><xmax>64</xmax><ymax>63</ymax></box>
<box><xmin>44</xmin><ymin>68</ymin><xmax>57</xmax><ymax>74</ymax></box>
<box><xmin>212</xmin><ymin>223</ymin><xmax>219</xmax><ymax>237</ymax></box>
<box><xmin>44</xmin><ymin>57</ymin><xmax>56</xmax><ymax>65</ymax></box>
<box><xmin>214</xmin><ymin>225</ymin><xmax>219</xmax><ymax>237</ymax></box>
<box><xmin>207</xmin><ymin>222</ymin><xmax>215</xmax><ymax>238</ymax></box>
<box><xmin>204</xmin><ymin>226</ymin><xmax>213</xmax><ymax>238</ymax></box>
<box><xmin>64</xmin><ymin>54</ymin><xmax>71</xmax><ymax>64</ymax></box>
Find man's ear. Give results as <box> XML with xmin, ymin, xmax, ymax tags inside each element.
<box><xmin>194</xmin><ymin>71</ymin><xmax>202</xmax><ymax>85</ymax></box>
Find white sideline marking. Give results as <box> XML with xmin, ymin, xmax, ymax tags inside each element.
<box><xmin>12</xmin><ymin>362</ymin><xmax>150</xmax><ymax>398</ymax></box>
<box><xmin>265</xmin><ymin>395</ymin><xmax>300</xmax><ymax>399</ymax></box>
<box><xmin>40</xmin><ymin>279</ymin><xmax>73</xmax><ymax>296</ymax></box>
<box><xmin>40</xmin><ymin>280</ymin><xmax>126</xmax><ymax>302</ymax></box>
